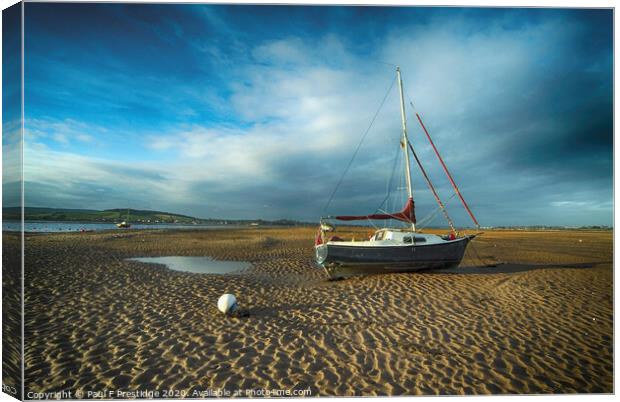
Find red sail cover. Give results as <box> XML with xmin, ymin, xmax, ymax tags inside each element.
<box><xmin>335</xmin><ymin>198</ymin><xmax>416</xmax><ymax>223</ymax></box>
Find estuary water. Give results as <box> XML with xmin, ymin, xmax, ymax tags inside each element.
<box><xmin>128</xmin><ymin>256</ymin><xmax>251</xmax><ymax>274</ymax></box>
<box><xmin>2</xmin><ymin>221</ymin><xmax>238</xmax><ymax>233</ymax></box>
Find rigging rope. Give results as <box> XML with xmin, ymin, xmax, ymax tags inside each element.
<box><xmin>376</xmin><ymin>142</ymin><xmax>402</xmax><ymax>214</ymax></box>
<box><xmin>322</xmin><ymin>76</ymin><xmax>397</xmax><ymax>213</ymax></box>
<box><xmin>408</xmin><ymin>101</ymin><xmax>480</xmax><ymax>229</ymax></box>
<box><xmin>416</xmin><ymin>193</ymin><xmax>457</xmax><ymax>231</ymax></box>
<box><xmin>407</xmin><ymin>141</ymin><xmax>456</xmax><ymax>233</ymax></box>
<box><xmin>467</xmin><ymin>238</ymin><xmax>498</xmax><ymax>268</ymax></box>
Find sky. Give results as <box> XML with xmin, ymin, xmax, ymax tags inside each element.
<box><xmin>2</xmin><ymin>3</ymin><xmax>613</xmax><ymax>226</ymax></box>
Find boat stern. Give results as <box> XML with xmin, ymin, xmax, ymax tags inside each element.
<box><xmin>315</xmin><ymin>244</ymin><xmax>328</xmax><ymax>266</ymax></box>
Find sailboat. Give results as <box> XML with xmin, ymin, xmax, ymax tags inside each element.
<box><xmin>315</xmin><ymin>67</ymin><xmax>479</xmax><ymax>279</ymax></box>
<box><xmin>116</xmin><ymin>208</ymin><xmax>132</xmax><ymax>229</ymax></box>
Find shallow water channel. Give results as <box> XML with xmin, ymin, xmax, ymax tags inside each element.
<box><xmin>128</xmin><ymin>256</ymin><xmax>251</xmax><ymax>274</ymax></box>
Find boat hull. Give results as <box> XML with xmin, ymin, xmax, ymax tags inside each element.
<box><xmin>315</xmin><ymin>236</ymin><xmax>474</xmax><ymax>278</ymax></box>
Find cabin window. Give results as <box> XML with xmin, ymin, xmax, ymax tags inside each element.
<box><xmin>375</xmin><ymin>231</ymin><xmax>385</xmax><ymax>240</ymax></box>
<box><xmin>403</xmin><ymin>236</ymin><xmax>426</xmax><ymax>243</ymax></box>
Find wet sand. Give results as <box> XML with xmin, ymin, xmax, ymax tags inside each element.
<box><xmin>20</xmin><ymin>227</ymin><xmax>612</xmax><ymax>395</ymax></box>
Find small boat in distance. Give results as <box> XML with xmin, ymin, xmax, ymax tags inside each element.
<box><xmin>315</xmin><ymin>67</ymin><xmax>480</xmax><ymax>279</ymax></box>
<box><xmin>116</xmin><ymin>208</ymin><xmax>132</xmax><ymax>229</ymax></box>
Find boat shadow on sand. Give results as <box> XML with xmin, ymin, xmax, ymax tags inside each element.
<box><xmin>433</xmin><ymin>261</ymin><xmax>611</xmax><ymax>275</ymax></box>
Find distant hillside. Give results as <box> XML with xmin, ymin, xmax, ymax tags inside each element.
<box><xmin>3</xmin><ymin>207</ymin><xmax>207</xmax><ymax>224</ymax></box>
<box><xmin>2</xmin><ymin>207</ymin><xmax>312</xmax><ymax>226</ymax></box>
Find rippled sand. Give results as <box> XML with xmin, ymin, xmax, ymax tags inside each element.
<box><xmin>21</xmin><ymin>228</ymin><xmax>612</xmax><ymax>395</ymax></box>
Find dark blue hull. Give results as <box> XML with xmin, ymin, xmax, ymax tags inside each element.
<box><xmin>315</xmin><ymin>236</ymin><xmax>474</xmax><ymax>277</ymax></box>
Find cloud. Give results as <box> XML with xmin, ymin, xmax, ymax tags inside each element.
<box><xmin>26</xmin><ymin>118</ymin><xmax>97</xmax><ymax>145</ymax></box>
<box><xmin>551</xmin><ymin>201</ymin><xmax>590</xmax><ymax>208</ymax></box>
<box><xmin>252</xmin><ymin>37</ymin><xmax>309</xmax><ymax>65</ymax></box>
<box><xmin>2</xmin><ymin>120</ymin><xmax>23</xmax><ymax>206</ymax></box>
<box><xmin>22</xmin><ymin>142</ymin><xmax>178</xmax><ymax>209</ymax></box>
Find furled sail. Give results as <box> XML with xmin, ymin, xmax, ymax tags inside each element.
<box><xmin>335</xmin><ymin>197</ymin><xmax>416</xmax><ymax>223</ymax></box>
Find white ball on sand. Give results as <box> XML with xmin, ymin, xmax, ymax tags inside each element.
<box><xmin>217</xmin><ymin>294</ymin><xmax>238</xmax><ymax>315</ymax></box>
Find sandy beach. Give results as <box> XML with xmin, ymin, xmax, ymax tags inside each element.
<box><xmin>18</xmin><ymin>227</ymin><xmax>612</xmax><ymax>396</ymax></box>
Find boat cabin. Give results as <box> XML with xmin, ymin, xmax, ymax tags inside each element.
<box><xmin>326</xmin><ymin>228</ymin><xmax>450</xmax><ymax>246</ymax></box>
<box><xmin>370</xmin><ymin>229</ymin><xmax>446</xmax><ymax>244</ymax></box>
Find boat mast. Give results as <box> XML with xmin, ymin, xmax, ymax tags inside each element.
<box><xmin>396</xmin><ymin>67</ymin><xmax>415</xmax><ymax>232</ymax></box>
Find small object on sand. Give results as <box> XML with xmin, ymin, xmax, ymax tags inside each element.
<box><xmin>217</xmin><ymin>293</ymin><xmax>238</xmax><ymax>315</ymax></box>
<box><xmin>579</xmin><ymin>239</ymin><xmax>583</xmax><ymax>243</ymax></box>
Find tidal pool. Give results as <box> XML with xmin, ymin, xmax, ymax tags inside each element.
<box><xmin>128</xmin><ymin>256</ymin><xmax>251</xmax><ymax>274</ymax></box>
